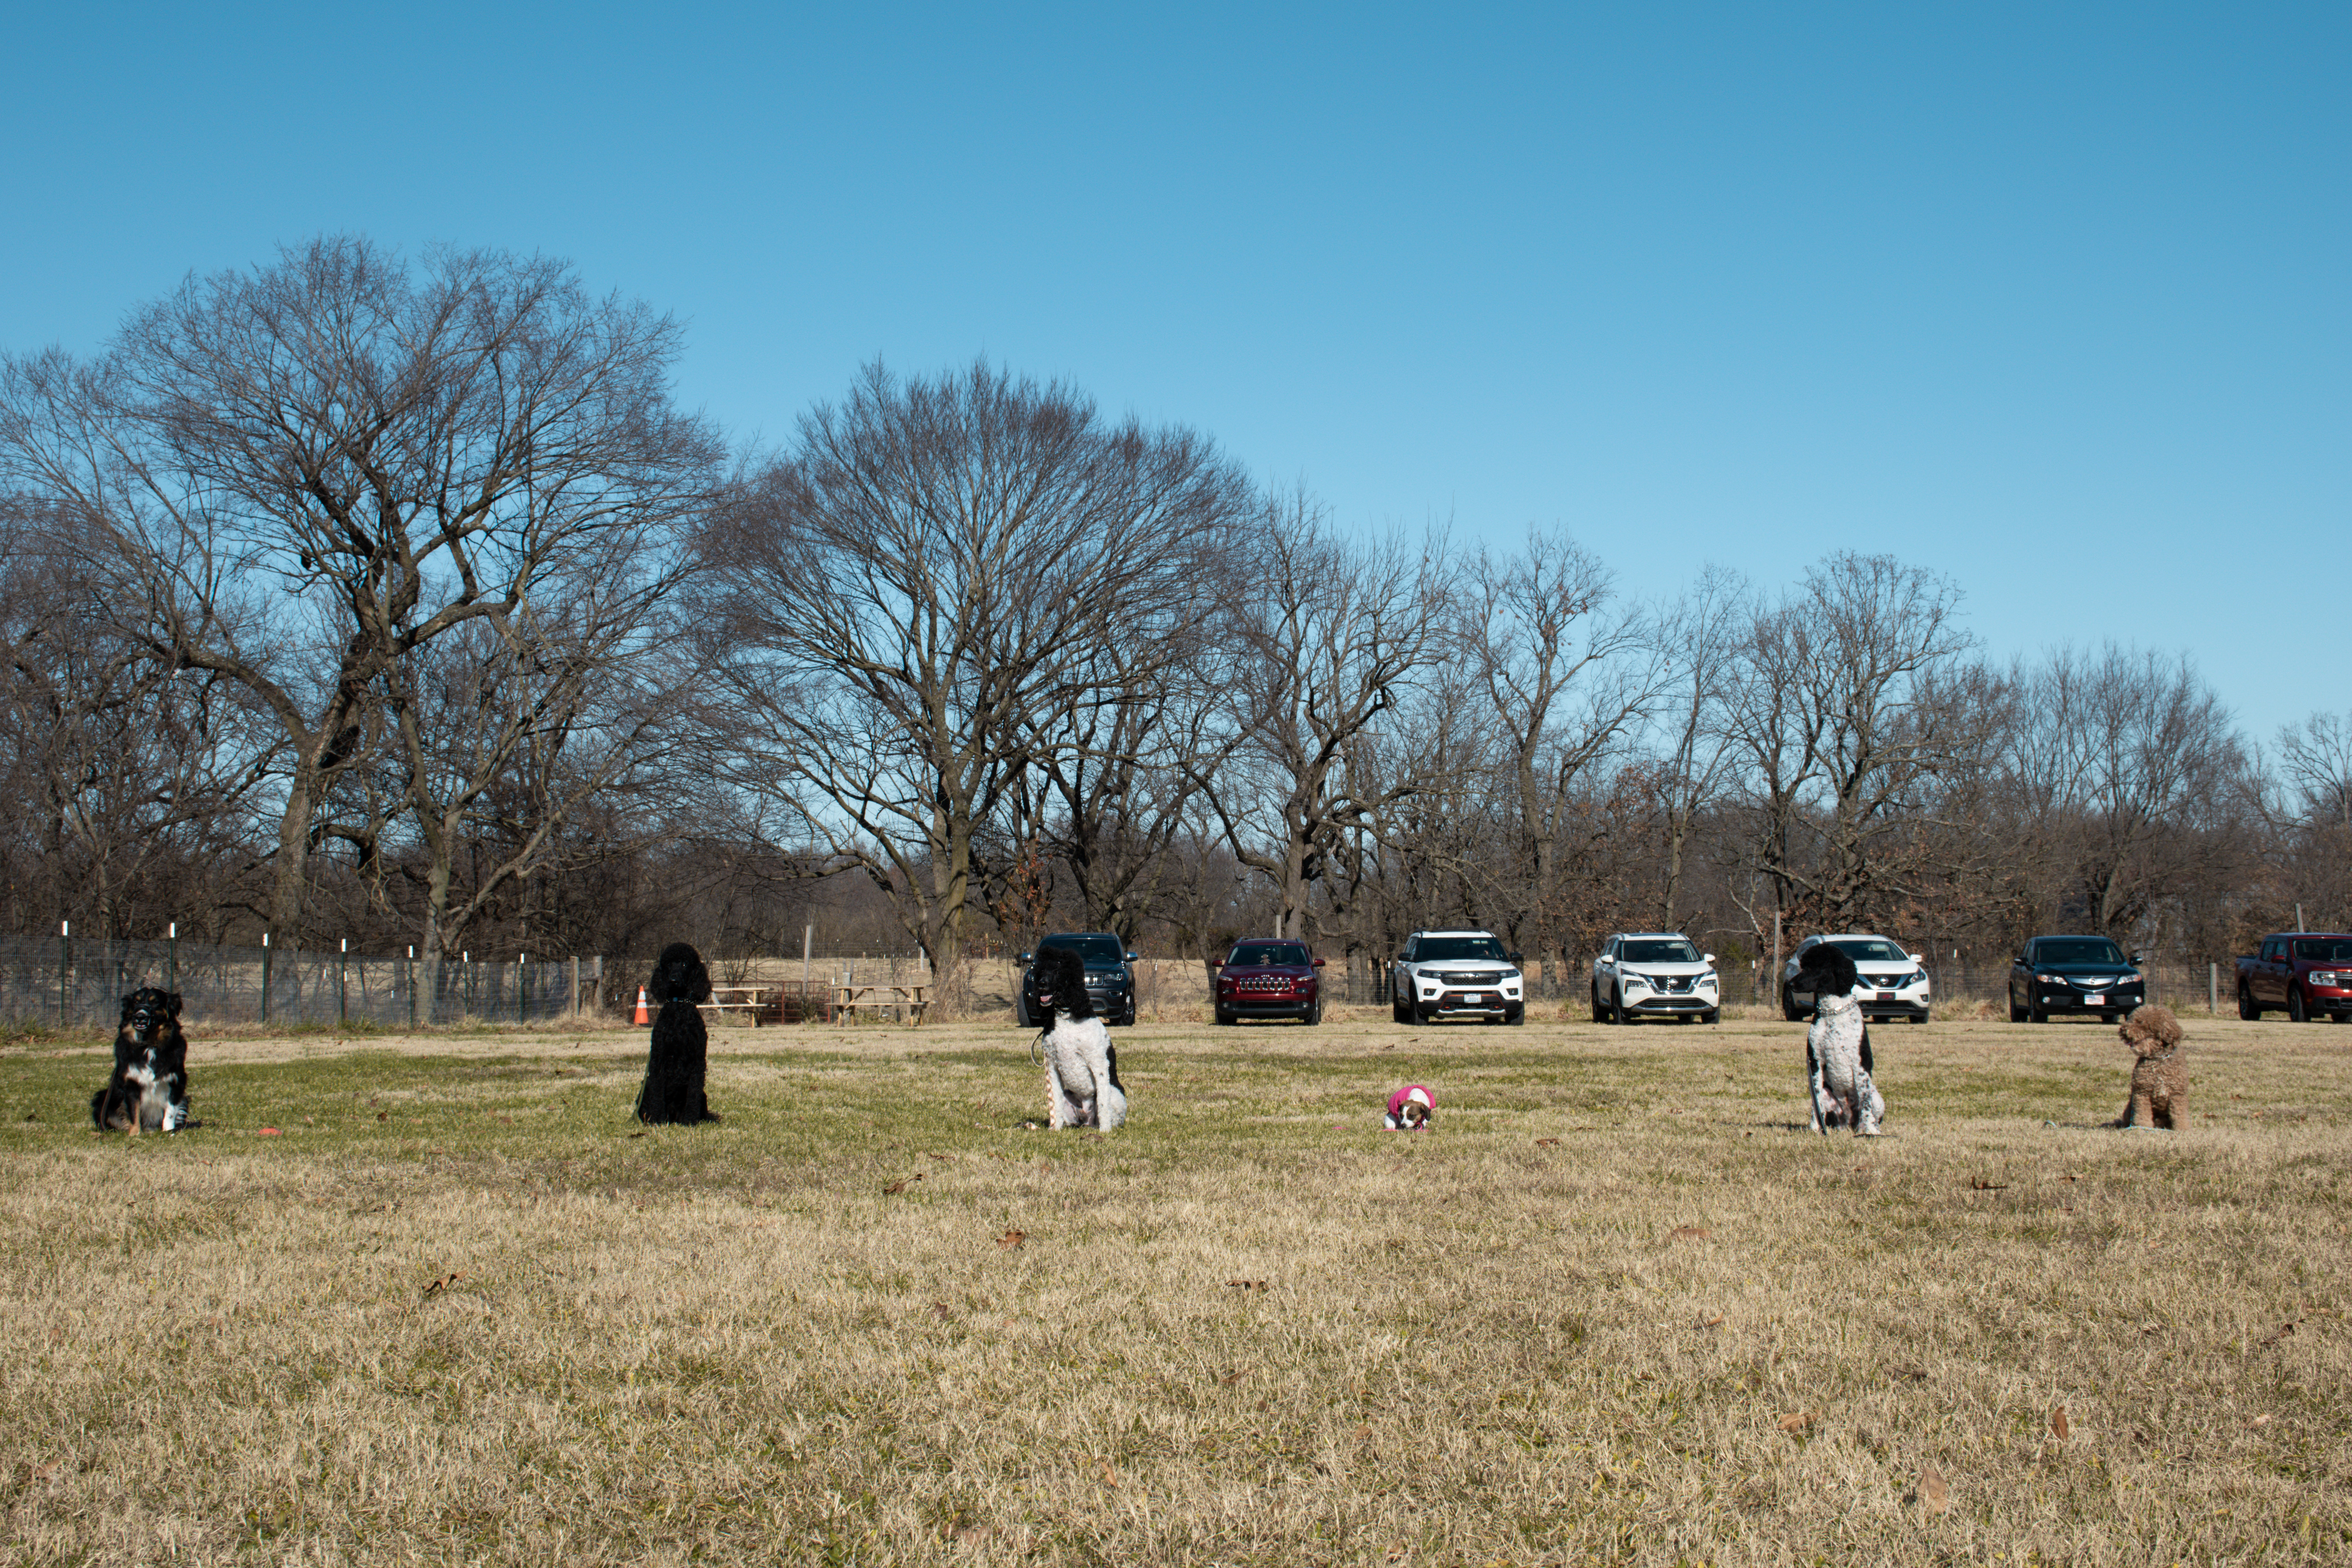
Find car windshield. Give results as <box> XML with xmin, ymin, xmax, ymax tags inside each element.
<box><xmin>1830</xmin><ymin>939</ymin><xmax>1908</xmax><ymax>964</ymax></box>
<box><xmin>1417</xmin><ymin>937</ymin><xmax>1508</xmax><ymax>962</ymax></box>
<box><xmin>2036</xmin><ymin>939</ymin><xmax>2127</xmax><ymax>966</ymax></box>
<box><xmin>1623</xmin><ymin>939</ymin><xmax>1700</xmax><ymax>964</ymax></box>
<box><xmin>1229</xmin><ymin>942</ymin><xmax>1309</xmax><ymax>966</ymax></box>
<box><xmin>2294</xmin><ymin>938</ymin><xmax>2352</xmax><ymax>962</ymax></box>
<box><xmin>1043</xmin><ymin>935</ymin><xmax>1124</xmax><ymax>964</ymax></box>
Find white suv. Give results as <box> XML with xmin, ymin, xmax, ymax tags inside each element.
<box><xmin>1780</xmin><ymin>934</ymin><xmax>1931</xmax><ymax>1023</ymax></box>
<box><xmin>1390</xmin><ymin>931</ymin><xmax>1526</xmax><ymax>1024</ymax></box>
<box><xmin>1590</xmin><ymin>933</ymin><xmax>1720</xmax><ymax>1024</ymax></box>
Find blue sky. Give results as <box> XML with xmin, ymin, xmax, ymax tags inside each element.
<box><xmin>3</xmin><ymin>3</ymin><xmax>2341</xmax><ymax>740</ymax></box>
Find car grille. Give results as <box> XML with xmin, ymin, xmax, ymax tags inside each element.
<box><xmin>1446</xmin><ymin>971</ymin><xmax>1506</xmax><ymax>986</ymax></box>
<box><xmin>1234</xmin><ymin>976</ymin><xmax>1296</xmax><ymax>994</ymax></box>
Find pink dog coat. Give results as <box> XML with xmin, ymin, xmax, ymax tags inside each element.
<box><xmin>1385</xmin><ymin>1085</ymin><xmax>1434</xmax><ymax>1129</ymax></box>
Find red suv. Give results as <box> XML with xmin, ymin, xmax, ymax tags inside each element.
<box><xmin>1212</xmin><ymin>940</ymin><xmax>1325</xmax><ymax>1025</ymax></box>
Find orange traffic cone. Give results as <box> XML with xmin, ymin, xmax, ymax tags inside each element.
<box><xmin>634</xmin><ymin>986</ymin><xmax>651</xmax><ymax>1025</ymax></box>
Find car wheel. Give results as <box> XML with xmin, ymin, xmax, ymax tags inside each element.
<box><xmin>1590</xmin><ymin>984</ymin><xmax>1609</xmax><ymax>1024</ymax></box>
<box><xmin>2289</xmin><ymin>987</ymin><xmax>2308</xmax><ymax>1023</ymax></box>
<box><xmin>1700</xmin><ymin>1009</ymin><xmax>1719</xmax><ymax>1025</ymax></box>
<box><xmin>2238</xmin><ymin>986</ymin><xmax>2259</xmax><ymax>1021</ymax></box>
<box><xmin>1392</xmin><ymin>989</ymin><xmax>1410</xmax><ymax>1024</ymax></box>
<box><xmin>2028</xmin><ymin>998</ymin><xmax>2047</xmax><ymax>1024</ymax></box>
<box><xmin>1214</xmin><ymin>1006</ymin><xmax>1234</xmax><ymax>1026</ymax></box>
<box><xmin>2009</xmin><ymin>990</ymin><xmax>2027</xmax><ymax>1023</ymax></box>
<box><xmin>1612</xmin><ymin>988</ymin><xmax>1633</xmax><ymax>1026</ymax></box>
<box><xmin>2100</xmin><ymin>1011</ymin><xmax>2120</xmax><ymax>1025</ymax></box>
<box><xmin>1303</xmin><ymin>997</ymin><xmax>1322</xmax><ymax>1025</ymax></box>
<box><xmin>1508</xmin><ymin>1006</ymin><xmax>1525</xmax><ymax>1025</ymax></box>
<box><xmin>1910</xmin><ymin>1012</ymin><xmax>1929</xmax><ymax>1025</ymax></box>
<box><xmin>1781</xmin><ymin>985</ymin><xmax>1805</xmax><ymax>1022</ymax></box>
<box><xmin>1014</xmin><ymin>994</ymin><xmax>1031</xmax><ymax>1029</ymax></box>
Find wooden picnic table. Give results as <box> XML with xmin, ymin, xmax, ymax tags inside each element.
<box><xmin>831</xmin><ymin>982</ymin><xmax>929</xmax><ymax>1023</ymax></box>
<box><xmin>698</xmin><ymin>985</ymin><xmax>779</xmax><ymax>1025</ymax></box>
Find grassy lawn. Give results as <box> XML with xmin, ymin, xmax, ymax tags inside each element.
<box><xmin>2</xmin><ymin>1008</ymin><xmax>2346</xmax><ymax>1565</ymax></box>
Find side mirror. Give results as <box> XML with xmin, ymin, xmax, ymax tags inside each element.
<box><xmin>1124</xmin><ymin>952</ymin><xmax>1140</xmax><ymax>962</ymax></box>
<box><xmin>2131</xmin><ymin>952</ymin><xmax>2147</xmax><ymax>966</ymax></box>
<box><xmin>1508</xmin><ymin>951</ymin><xmax>1524</xmax><ymax>964</ymax></box>
<box><xmin>1018</xmin><ymin>951</ymin><xmax>1033</xmax><ymax>964</ymax></box>
<box><xmin>1703</xmin><ymin>953</ymin><xmax>1716</xmax><ymax>965</ymax></box>
<box><xmin>1312</xmin><ymin>956</ymin><xmax>1326</xmax><ymax>967</ymax></box>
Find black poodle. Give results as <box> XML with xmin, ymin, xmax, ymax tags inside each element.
<box><xmin>93</xmin><ymin>988</ymin><xmax>194</xmax><ymax>1133</ymax></box>
<box><xmin>635</xmin><ymin>942</ymin><xmax>718</xmax><ymax>1125</ymax></box>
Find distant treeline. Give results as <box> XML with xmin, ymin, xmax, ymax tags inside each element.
<box><xmin>1</xmin><ymin>238</ymin><xmax>2343</xmax><ymax>991</ymax></box>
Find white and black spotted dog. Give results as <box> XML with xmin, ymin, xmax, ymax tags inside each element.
<box><xmin>1797</xmin><ymin>945</ymin><xmax>1884</xmax><ymax>1136</ymax></box>
<box><xmin>1036</xmin><ymin>946</ymin><xmax>1126</xmax><ymax>1130</ymax></box>
<box><xmin>92</xmin><ymin>988</ymin><xmax>194</xmax><ymax>1134</ymax></box>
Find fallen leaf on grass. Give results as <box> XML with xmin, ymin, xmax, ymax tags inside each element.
<box><xmin>1968</xmin><ymin>1178</ymin><xmax>2008</xmax><ymax>1191</ymax></box>
<box><xmin>2257</xmin><ymin>1321</ymin><xmax>2298</xmax><ymax>1347</ymax></box>
<box><xmin>1225</xmin><ymin>1279</ymin><xmax>1269</xmax><ymax>1292</ymax></box>
<box><xmin>931</xmin><ymin>1301</ymin><xmax>953</xmax><ymax>1321</ymax></box>
<box><xmin>420</xmin><ymin>1272</ymin><xmax>464</xmax><ymax>1298</ymax></box>
<box><xmin>1777</xmin><ymin>1411</ymin><xmax>1816</xmax><ymax>1433</ymax></box>
<box><xmin>1700</xmin><ymin>1312</ymin><xmax>1726</xmax><ymax>1328</ymax></box>
<box><xmin>257</xmin><ymin>1127</ymin><xmax>282</xmax><ymax>1137</ymax></box>
<box><xmin>1919</xmin><ymin>1466</ymin><xmax>1950</xmax><ymax>1515</ymax></box>
<box><xmin>1217</xmin><ymin>1369</ymin><xmax>1247</xmax><ymax>1385</ymax></box>
<box><xmin>1890</xmin><ymin>1366</ymin><xmax>1928</xmax><ymax>1383</ymax></box>
<box><xmin>1669</xmin><ymin>1226</ymin><xmax>1712</xmax><ymax>1241</ymax></box>
<box><xmin>996</xmin><ymin>1229</ymin><xmax>1025</xmax><ymax>1249</ymax></box>
<box><xmin>1353</xmin><ymin>1423</ymin><xmax>1373</xmax><ymax>1439</ymax></box>
<box><xmin>1534</xmin><ymin>1137</ymin><xmax>1560</xmax><ymax>1147</ymax></box>
<box><xmin>2249</xmin><ymin>1414</ymin><xmax>2273</xmax><ymax>1428</ymax></box>
<box><xmin>882</xmin><ymin>1174</ymin><xmax>922</xmax><ymax>1194</ymax></box>
<box><xmin>376</xmin><ymin>1111</ymin><xmax>388</xmax><ymax>1122</ymax></box>
<box><xmin>2051</xmin><ymin>1405</ymin><xmax>2070</xmax><ymax>1440</ymax></box>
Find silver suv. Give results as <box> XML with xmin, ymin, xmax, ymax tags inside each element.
<box><xmin>1780</xmin><ymin>933</ymin><xmax>1931</xmax><ymax>1023</ymax></box>
<box><xmin>1590</xmin><ymin>933</ymin><xmax>1720</xmax><ymax>1024</ymax></box>
<box><xmin>1390</xmin><ymin>931</ymin><xmax>1526</xmax><ymax>1024</ymax></box>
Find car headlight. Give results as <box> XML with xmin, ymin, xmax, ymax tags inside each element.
<box><xmin>1622</xmin><ymin>973</ymin><xmax>1650</xmax><ymax>991</ymax></box>
<box><xmin>1698</xmin><ymin>973</ymin><xmax>1718</xmax><ymax>989</ymax></box>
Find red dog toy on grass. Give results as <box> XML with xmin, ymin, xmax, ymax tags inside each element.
<box><xmin>1385</xmin><ymin>1085</ymin><xmax>1434</xmax><ymax>1130</ymax></box>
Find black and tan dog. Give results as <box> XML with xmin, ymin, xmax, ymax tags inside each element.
<box><xmin>635</xmin><ymin>942</ymin><xmax>719</xmax><ymax>1125</ymax></box>
<box><xmin>92</xmin><ymin>988</ymin><xmax>194</xmax><ymax>1134</ymax></box>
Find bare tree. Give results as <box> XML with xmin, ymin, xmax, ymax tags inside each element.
<box><xmin>1647</xmin><ymin>564</ymin><xmax>1746</xmax><ymax>928</ymax></box>
<box><xmin>1465</xmin><ymin>526</ymin><xmax>1657</xmax><ymax>966</ymax></box>
<box><xmin>0</xmin><ymin>236</ymin><xmax>723</xmax><ymax>944</ymax></box>
<box><xmin>701</xmin><ymin>359</ymin><xmax>1249</xmax><ymax>979</ymax></box>
<box><xmin>1203</xmin><ymin>493</ymin><xmax>1453</xmax><ymax>940</ymax></box>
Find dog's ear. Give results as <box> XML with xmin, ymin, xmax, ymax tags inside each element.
<box><xmin>167</xmin><ymin>992</ymin><xmax>183</xmax><ymax>1020</ymax></box>
<box><xmin>688</xmin><ymin>958</ymin><xmax>711</xmax><ymax>1004</ymax></box>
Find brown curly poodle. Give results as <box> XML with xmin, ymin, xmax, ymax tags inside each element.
<box><xmin>2115</xmin><ymin>1003</ymin><xmax>2187</xmax><ymax>1130</ymax></box>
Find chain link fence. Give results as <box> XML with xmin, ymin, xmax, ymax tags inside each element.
<box><xmin>0</xmin><ymin>935</ymin><xmax>603</xmax><ymax>1029</ymax></box>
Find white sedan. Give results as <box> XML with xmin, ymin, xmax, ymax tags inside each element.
<box><xmin>1780</xmin><ymin>934</ymin><xmax>1932</xmax><ymax>1023</ymax></box>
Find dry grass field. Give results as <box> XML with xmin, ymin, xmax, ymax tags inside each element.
<box><xmin>2</xmin><ymin>1005</ymin><xmax>2346</xmax><ymax>1566</ymax></box>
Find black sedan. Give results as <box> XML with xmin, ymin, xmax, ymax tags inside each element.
<box><xmin>1016</xmin><ymin>933</ymin><xmax>1138</xmax><ymax>1027</ymax></box>
<box><xmin>2008</xmin><ymin>935</ymin><xmax>2146</xmax><ymax>1023</ymax></box>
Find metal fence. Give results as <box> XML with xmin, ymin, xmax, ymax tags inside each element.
<box><xmin>0</xmin><ymin>935</ymin><xmax>602</xmax><ymax>1029</ymax></box>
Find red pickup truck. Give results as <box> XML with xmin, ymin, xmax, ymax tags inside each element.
<box><xmin>2235</xmin><ymin>933</ymin><xmax>2352</xmax><ymax>1022</ymax></box>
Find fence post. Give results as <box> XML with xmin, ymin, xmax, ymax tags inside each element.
<box><xmin>408</xmin><ymin>947</ymin><xmax>418</xmax><ymax>1029</ymax></box>
<box><xmin>594</xmin><ymin>955</ymin><xmax>604</xmax><ymax>1014</ymax></box>
<box><xmin>168</xmin><ymin>921</ymin><xmax>178</xmax><ymax>997</ymax></box>
<box><xmin>570</xmin><ymin>955</ymin><xmax>581</xmax><ymax>1017</ymax></box>
<box><xmin>338</xmin><ymin>938</ymin><xmax>349</xmax><ymax>1027</ymax></box>
<box><xmin>2209</xmin><ymin>962</ymin><xmax>2218</xmax><ymax>1016</ymax></box>
<box><xmin>58</xmin><ymin>920</ymin><xmax>69</xmax><ymax>1028</ymax></box>
<box><xmin>517</xmin><ymin>955</ymin><xmax>526</xmax><ymax>1025</ymax></box>
<box><xmin>260</xmin><ymin>933</ymin><xmax>272</xmax><ymax>1024</ymax></box>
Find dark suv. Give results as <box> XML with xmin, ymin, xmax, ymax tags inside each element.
<box><xmin>1212</xmin><ymin>939</ymin><xmax>1325</xmax><ymax>1025</ymax></box>
<box><xmin>2008</xmin><ymin>935</ymin><xmax>2145</xmax><ymax>1023</ymax></box>
<box><xmin>1016</xmin><ymin>933</ymin><xmax>1138</xmax><ymax>1027</ymax></box>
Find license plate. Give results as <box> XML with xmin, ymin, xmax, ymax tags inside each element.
<box><xmin>1877</xmin><ymin>991</ymin><xmax>1895</xmax><ymax>1002</ymax></box>
<box><xmin>2084</xmin><ymin>993</ymin><xmax>2104</xmax><ymax>1005</ymax></box>
<box><xmin>1463</xmin><ymin>993</ymin><xmax>1486</xmax><ymax>1004</ymax></box>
